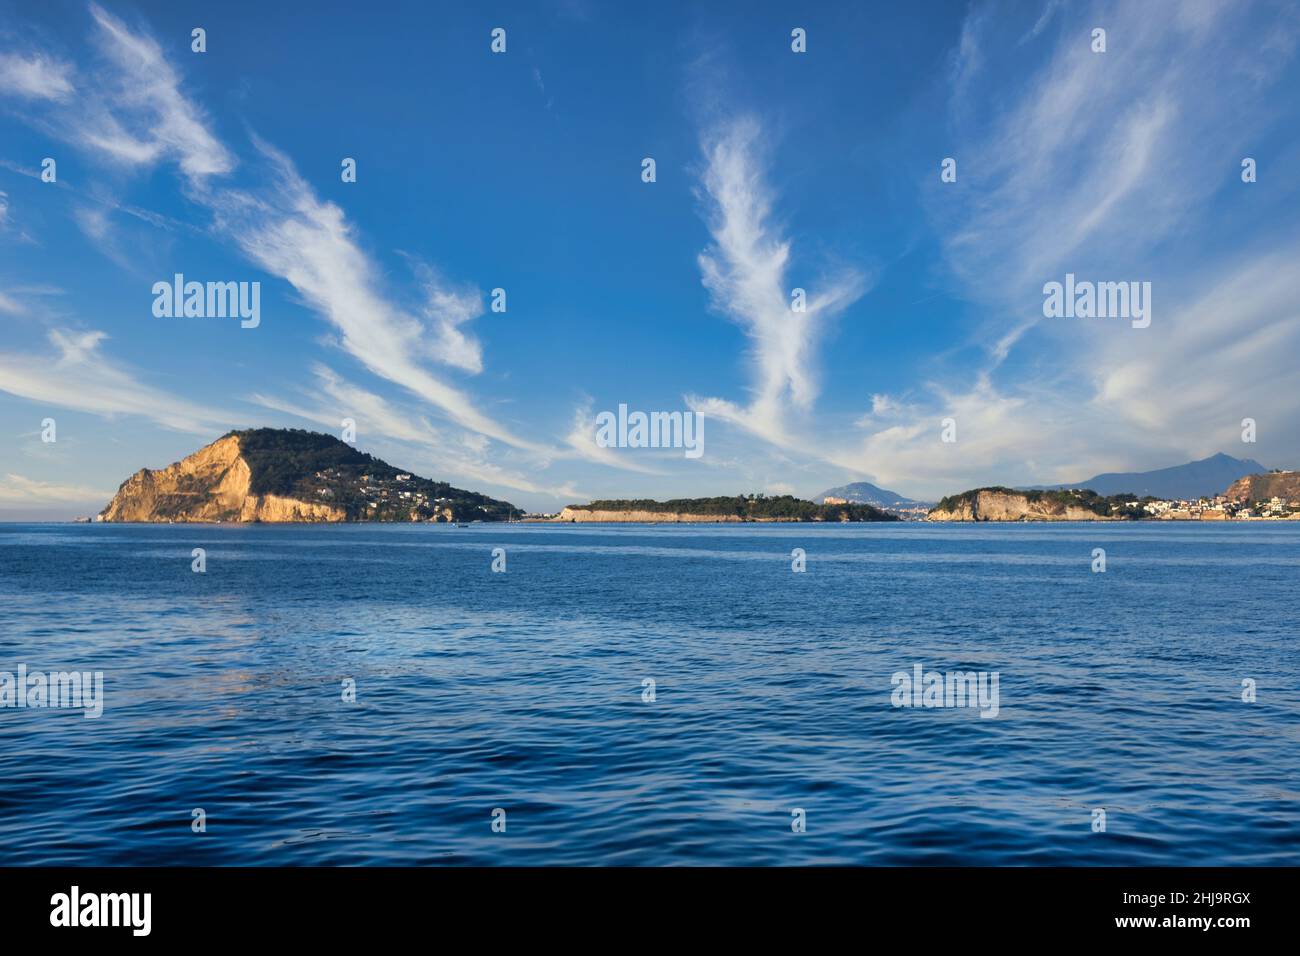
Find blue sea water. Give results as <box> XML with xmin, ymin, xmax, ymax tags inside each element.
<box><xmin>0</xmin><ymin>521</ymin><xmax>1297</xmax><ymax>866</ymax></box>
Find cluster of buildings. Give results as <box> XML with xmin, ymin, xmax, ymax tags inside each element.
<box><xmin>312</xmin><ymin>469</ymin><xmax>457</xmax><ymax>518</ymax></box>
<box><xmin>824</xmin><ymin>491</ymin><xmax>1300</xmax><ymax>521</ymax></box>
<box><xmin>1140</xmin><ymin>495</ymin><xmax>1299</xmax><ymax>520</ymax></box>
<box><xmin>878</xmin><ymin>504</ymin><xmax>933</xmax><ymax>521</ymax></box>
<box><xmin>822</xmin><ymin>496</ymin><xmax>931</xmax><ymax>520</ymax></box>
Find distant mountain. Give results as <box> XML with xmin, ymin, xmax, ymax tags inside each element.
<box><xmin>815</xmin><ymin>481</ymin><xmax>932</xmax><ymax>509</ymax></box>
<box><xmin>100</xmin><ymin>428</ymin><xmax>521</xmax><ymax>522</ymax></box>
<box><xmin>1029</xmin><ymin>453</ymin><xmax>1267</xmax><ymax>500</ymax></box>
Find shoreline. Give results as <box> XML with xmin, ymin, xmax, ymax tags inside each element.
<box><xmin>7</xmin><ymin>514</ymin><xmax>1300</xmax><ymax>526</ymax></box>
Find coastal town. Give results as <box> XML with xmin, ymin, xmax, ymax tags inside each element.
<box><xmin>822</xmin><ymin>496</ymin><xmax>932</xmax><ymax>520</ymax></box>
<box><xmin>1134</xmin><ymin>493</ymin><xmax>1300</xmax><ymax>520</ymax></box>
<box><xmin>826</xmin><ymin>490</ymin><xmax>1300</xmax><ymax>521</ymax></box>
<box><xmin>313</xmin><ymin>468</ymin><xmax>481</xmax><ymax>521</ymax></box>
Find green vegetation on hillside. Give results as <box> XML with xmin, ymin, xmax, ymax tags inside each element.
<box><xmin>567</xmin><ymin>493</ymin><xmax>897</xmax><ymax>521</ymax></box>
<box><xmin>236</xmin><ymin>428</ymin><xmax>383</xmax><ymax>496</ymax></box>
<box><xmin>229</xmin><ymin>428</ymin><xmax>521</xmax><ymax>521</ymax></box>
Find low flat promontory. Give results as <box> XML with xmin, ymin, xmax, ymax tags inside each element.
<box><xmin>548</xmin><ymin>495</ymin><xmax>897</xmax><ymax>523</ymax></box>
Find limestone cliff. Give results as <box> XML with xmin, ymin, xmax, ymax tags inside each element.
<box><xmin>99</xmin><ymin>428</ymin><xmax>521</xmax><ymax>523</ymax></box>
<box><xmin>927</xmin><ymin>488</ymin><xmax>1122</xmax><ymax>521</ymax></box>
<box><xmin>99</xmin><ymin>435</ymin><xmax>344</xmax><ymax>522</ymax></box>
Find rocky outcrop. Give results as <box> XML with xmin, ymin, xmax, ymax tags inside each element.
<box><xmin>100</xmin><ymin>434</ymin><xmax>348</xmax><ymax>523</ymax></box>
<box><xmin>927</xmin><ymin>489</ymin><xmax>1114</xmax><ymax>522</ymax></box>
<box><xmin>1223</xmin><ymin>471</ymin><xmax>1300</xmax><ymax>503</ymax></box>
<box><xmin>98</xmin><ymin>428</ymin><xmax>522</xmax><ymax>523</ymax></box>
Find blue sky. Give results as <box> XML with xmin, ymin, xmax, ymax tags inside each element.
<box><xmin>2</xmin><ymin>0</ymin><xmax>1298</xmax><ymax>517</ymax></box>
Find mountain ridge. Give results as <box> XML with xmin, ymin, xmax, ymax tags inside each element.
<box><xmin>1024</xmin><ymin>452</ymin><xmax>1267</xmax><ymax>500</ymax></box>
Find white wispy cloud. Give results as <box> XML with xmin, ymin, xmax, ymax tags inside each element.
<box><xmin>1020</xmin><ymin>0</ymin><xmax>1064</xmax><ymax>44</ymax></box>
<box><xmin>0</xmin><ymin>328</ymin><xmax>237</xmax><ymax>433</ymax></box>
<box><xmin>831</xmin><ymin>376</ymin><xmax>1046</xmax><ymax>498</ymax></box>
<box><xmin>0</xmin><ymin>7</ymin><xmax>232</xmax><ymax>180</ymax></box>
<box><xmin>0</xmin><ymin>282</ymin><xmax>63</xmax><ymax>316</ymax></box>
<box><xmin>688</xmin><ymin>116</ymin><xmax>867</xmax><ymax>449</ymax></box>
<box><xmin>250</xmin><ymin>365</ymin><xmax>575</xmax><ymax>497</ymax></box>
<box><xmin>0</xmin><ymin>52</ymin><xmax>74</xmax><ymax>100</ymax></box>
<box><xmin>73</xmin><ymin>204</ymin><xmax>110</xmax><ymax>240</ymax></box>
<box><xmin>835</xmin><ymin>0</ymin><xmax>1300</xmax><ymax>494</ymax></box>
<box><xmin>251</xmin><ymin>363</ymin><xmax>446</xmax><ymax>448</ymax></box>
<box><xmin>0</xmin><ymin>473</ymin><xmax>111</xmax><ymax>504</ymax></box>
<box><xmin>2</xmin><ymin>3</ymin><xmax>548</xmax><ymax>462</ymax></box>
<box><xmin>83</xmin><ymin>2</ymin><xmax>234</xmax><ymax>182</ymax></box>
<box><xmin>949</xmin><ymin>7</ymin><xmax>989</xmax><ymax>103</ymax></box>
<box><xmin>407</xmin><ymin>258</ymin><xmax>486</xmax><ymax>374</ymax></box>
<box><xmin>562</xmin><ymin>400</ymin><xmax>664</xmax><ymax>475</ymax></box>
<box><xmin>1090</xmin><ymin>249</ymin><xmax>1300</xmax><ymax>444</ymax></box>
<box><xmin>209</xmin><ymin>138</ymin><xmax>541</xmax><ymax>451</ymax></box>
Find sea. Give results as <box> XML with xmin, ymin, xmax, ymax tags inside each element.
<box><xmin>0</xmin><ymin>521</ymin><xmax>1297</xmax><ymax>866</ymax></box>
